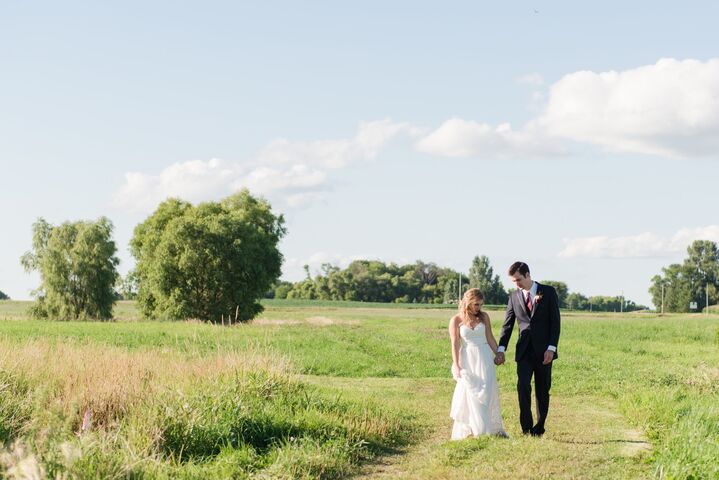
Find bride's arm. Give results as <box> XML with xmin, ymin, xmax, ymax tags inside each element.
<box><xmin>448</xmin><ymin>315</ymin><xmax>462</xmax><ymax>379</ymax></box>
<box><xmin>483</xmin><ymin>313</ymin><xmax>499</xmax><ymax>354</ymax></box>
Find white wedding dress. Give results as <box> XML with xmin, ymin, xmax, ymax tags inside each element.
<box><xmin>450</xmin><ymin>323</ymin><xmax>507</xmax><ymax>439</ymax></box>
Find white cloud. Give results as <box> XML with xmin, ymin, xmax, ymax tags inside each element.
<box><xmin>114</xmin><ymin>119</ymin><xmax>415</xmax><ymax>213</ymax></box>
<box><xmin>114</xmin><ymin>58</ymin><xmax>719</xmax><ymax>214</ymax></box>
<box><xmin>416</xmin><ymin>58</ymin><xmax>719</xmax><ymax>160</ymax></box>
<box><xmin>236</xmin><ymin>164</ymin><xmax>327</xmax><ymax>194</ymax></box>
<box><xmin>415</xmin><ymin>118</ymin><xmax>563</xmax><ymax>159</ymax></box>
<box><xmin>257</xmin><ymin>119</ymin><xmax>419</xmax><ymax>169</ymax></box>
<box><xmin>538</xmin><ymin>58</ymin><xmax>719</xmax><ymax>158</ymax></box>
<box><xmin>558</xmin><ymin>225</ymin><xmax>719</xmax><ymax>258</ymax></box>
<box><xmin>670</xmin><ymin>225</ymin><xmax>719</xmax><ymax>248</ymax></box>
<box><xmin>113</xmin><ymin>159</ymin><xmax>244</xmax><ymax>212</ymax></box>
<box><xmin>113</xmin><ymin>159</ymin><xmax>328</xmax><ymax>212</ymax></box>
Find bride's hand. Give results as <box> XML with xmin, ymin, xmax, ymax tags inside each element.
<box><xmin>451</xmin><ymin>364</ymin><xmax>462</xmax><ymax>380</ymax></box>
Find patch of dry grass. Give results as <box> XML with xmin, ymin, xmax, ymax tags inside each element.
<box><xmin>0</xmin><ymin>339</ymin><xmax>288</xmax><ymax>432</ymax></box>
<box><xmin>252</xmin><ymin>316</ymin><xmax>358</xmax><ymax>326</ymax></box>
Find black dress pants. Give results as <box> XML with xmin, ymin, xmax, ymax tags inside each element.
<box><xmin>516</xmin><ymin>342</ymin><xmax>552</xmax><ymax>434</ymax></box>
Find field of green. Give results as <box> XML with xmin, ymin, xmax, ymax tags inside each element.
<box><xmin>0</xmin><ymin>299</ymin><xmax>717</xmax><ymax>479</ymax></box>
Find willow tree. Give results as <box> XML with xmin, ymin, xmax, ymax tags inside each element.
<box><xmin>20</xmin><ymin>217</ymin><xmax>119</xmax><ymax>320</ymax></box>
<box><xmin>130</xmin><ymin>190</ymin><xmax>286</xmax><ymax>322</ymax></box>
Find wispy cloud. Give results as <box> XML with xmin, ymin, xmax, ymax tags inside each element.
<box><xmin>415</xmin><ymin>118</ymin><xmax>564</xmax><ymax>159</ymax></box>
<box><xmin>516</xmin><ymin>72</ymin><xmax>544</xmax><ymax>86</ymax></box>
<box><xmin>115</xmin><ymin>58</ymin><xmax>719</xmax><ymax>214</ymax></box>
<box><xmin>113</xmin><ymin>119</ymin><xmax>415</xmax><ymax>212</ymax></box>
<box><xmin>558</xmin><ymin>225</ymin><xmax>719</xmax><ymax>258</ymax></box>
<box><xmin>257</xmin><ymin>119</ymin><xmax>420</xmax><ymax>169</ymax></box>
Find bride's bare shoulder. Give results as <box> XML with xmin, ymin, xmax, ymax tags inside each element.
<box><xmin>449</xmin><ymin>314</ymin><xmax>462</xmax><ymax>326</ymax></box>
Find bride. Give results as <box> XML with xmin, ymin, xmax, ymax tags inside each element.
<box><xmin>449</xmin><ymin>288</ymin><xmax>507</xmax><ymax>439</ymax></box>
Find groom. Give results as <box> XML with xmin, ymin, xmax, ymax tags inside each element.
<box><xmin>494</xmin><ymin>261</ymin><xmax>560</xmax><ymax>437</ymax></box>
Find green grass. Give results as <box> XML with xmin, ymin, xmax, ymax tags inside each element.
<box><xmin>0</xmin><ymin>300</ymin><xmax>717</xmax><ymax>478</ymax></box>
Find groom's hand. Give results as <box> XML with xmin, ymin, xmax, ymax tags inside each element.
<box><xmin>543</xmin><ymin>350</ymin><xmax>554</xmax><ymax>365</ymax></box>
<box><xmin>494</xmin><ymin>352</ymin><xmax>505</xmax><ymax>365</ymax></box>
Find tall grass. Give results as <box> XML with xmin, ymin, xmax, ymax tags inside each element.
<box><xmin>0</xmin><ymin>340</ymin><xmax>411</xmax><ymax>479</ymax></box>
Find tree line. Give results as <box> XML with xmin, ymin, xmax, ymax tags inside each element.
<box><xmin>269</xmin><ymin>256</ymin><xmax>509</xmax><ymax>305</ymax></box>
<box><xmin>539</xmin><ymin>281</ymin><xmax>646</xmax><ymax>312</ymax></box>
<box><xmin>269</xmin><ymin>256</ymin><xmax>648</xmax><ymax>312</ymax></box>
<box><xmin>16</xmin><ymin>188</ymin><xmax>715</xmax><ymax>321</ymax></box>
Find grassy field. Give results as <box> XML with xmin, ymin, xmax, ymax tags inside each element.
<box><xmin>0</xmin><ymin>300</ymin><xmax>717</xmax><ymax>478</ymax></box>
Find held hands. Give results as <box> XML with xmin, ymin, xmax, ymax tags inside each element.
<box><xmin>543</xmin><ymin>350</ymin><xmax>554</xmax><ymax>365</ymax></box>
<box><xmin>494</xmin><ymin>352</ymin><xmax>505</xmax><ymax>365</ymax></box>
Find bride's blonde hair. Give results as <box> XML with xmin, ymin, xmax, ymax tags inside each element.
<box><xmin>459</xmin><ymin>288</ymin><xmax>485</xmax><ymax>327</ymax></box>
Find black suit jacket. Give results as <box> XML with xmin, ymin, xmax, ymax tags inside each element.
<box><xmin>499</xmin><ymin>282</ymin><xmax>561</xmax><ymax>362</ymax></box>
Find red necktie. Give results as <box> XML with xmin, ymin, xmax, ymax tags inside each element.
<box><xmin>526</xmin><ymin>292</ymin><xmax>533</xmax><ymax>312</ymax></box>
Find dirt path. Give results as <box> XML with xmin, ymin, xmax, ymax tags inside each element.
<box><xmin>302</xmin><ymin>376</ymin><xmax>651</xmax><ymax>479</ymax></box>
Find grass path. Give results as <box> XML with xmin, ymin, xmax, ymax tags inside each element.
<box><xmin>304</xmin><ymin>376</ymin><xmax>652</xmax><ymax>479</ymax></box>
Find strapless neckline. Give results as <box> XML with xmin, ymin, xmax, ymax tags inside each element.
<box><xmin>461</xmin><ymin>323</ymin><xmax>484</xmax><ymax>331</ymax></box>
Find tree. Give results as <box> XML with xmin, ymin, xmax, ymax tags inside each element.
<box><xmin>130</xmin><ymin>190</ymin><xmax>286</xmax><ymax>322</ymax></box>
<box><xmin>116</xmin><ymin>271</ymin><xmax>139</xmax><ymax>300</ymax></box>
<box><xmin>541</xmin><ymin>281</ymin><xmax>569</xmax><ymax>308</ymax></box>
<box><xmin>683</xmin><ymin>240</ymin><xmax>719</xmax><ymax>308</ymax></box>
<box><xmin>20</xmin><ymin>217</ymin><xmax>119</xmax><ymax>320</ymax></box>
<box><xmin>286</xmin><ymin>279</ymin><xmax>318</xmax><ymax>299</ymax></box>
<box><xmin>649</xmin><ymin>240</ymin><xmax>719</xmax><ymax>312</ymax></box>
<box><xmin>565</xmin><ymin>292</ymin><xmax>588</xmax><ymax>310</ymax></box>
<box><xmin>0</xmin><ymin>290</ymin><xmax>8</xmax><ymax>300</ymax></box>
<box><xmin>468</xmin><ymin>255</ymin><xmax>508</xmax><ymax>305</ymax></box>
<box><xmin>649</xmin><ymin>265</ymin><xmax>692</xmax><ymax>313</ymax></box>
<box><xmin>269</xmin><ymin>281</ymin><xmax>293</xmax><ymax>299</ymax></box>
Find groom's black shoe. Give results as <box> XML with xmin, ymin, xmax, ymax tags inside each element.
<box><xmin>530</xmin><ymin>427</ymin><xmax>545</xmax><ymax>437</ymax></box>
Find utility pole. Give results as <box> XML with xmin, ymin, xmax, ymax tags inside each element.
<box><xmin>661</xmin><ymin>283</ymin><xmax>665</xmax><ymax>315</ymax></box>
<box><xmin>458</xmin><ymin>273</ymin><xmax>461</xmax><ymax>303</ymax></box>
<box><xmin>620</xmin><ymin>290</ymin><xmax>624</xmax><ymax>314</ymax></box>
<box><xmin>707</xmin><ymin>283</ymin><xmax>710</xmax><ymax>316</ymax></box>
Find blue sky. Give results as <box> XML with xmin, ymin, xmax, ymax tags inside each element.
<box><xmin>2</xmin><ymin>1</ymin><xmax>719</xmax><ymax>307</ymax></box>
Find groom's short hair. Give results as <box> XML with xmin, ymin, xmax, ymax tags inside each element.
<box><xmin>508</xmin><ymin>261</ymin><xmax>530</xmax><ymax>276</ymax></box>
